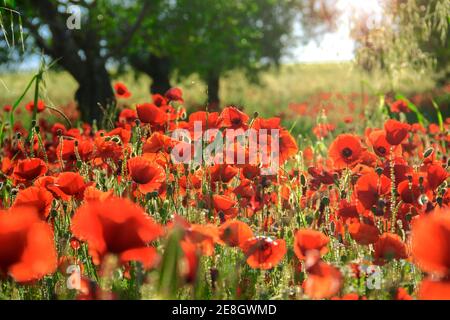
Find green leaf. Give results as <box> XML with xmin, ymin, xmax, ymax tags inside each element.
<box><xmin>431</xmin><ymin>99</ymin><xmax>444</xmax><ymax>132</ymax></box>
<box><xmin>395</xmin><ymin>94</ymin><xmax>425</xmax><ymax>126</ymax></box>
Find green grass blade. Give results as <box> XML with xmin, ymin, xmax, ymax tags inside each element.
<box><xmin>395</xmin><ymin>94</ymin><xmax>425</xmax><ymax>126</ymax></box>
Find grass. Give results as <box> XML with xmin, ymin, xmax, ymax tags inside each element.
<box><xmin>0</xmin><ymin>62</ymin><xmax>438</xmax><ymax>118</ymax></box>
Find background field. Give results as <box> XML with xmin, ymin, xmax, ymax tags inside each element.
<box><xmin>0</xmin><ymin>62</ymin><xmax>438</xmax><ymax>118</ymax></box>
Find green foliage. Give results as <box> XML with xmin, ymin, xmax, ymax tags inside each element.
<box><xmin>353</xmin><ymin>0</ymin><xmax>450</xmax><ymax>86</ymax></box>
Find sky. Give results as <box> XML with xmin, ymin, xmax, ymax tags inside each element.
<box><xmin>290</xmin><ymin>0</ymin><xmax>383</xmax><ymax>63</ymax></box>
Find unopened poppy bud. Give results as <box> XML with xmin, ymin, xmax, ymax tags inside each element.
<box><xmin>74</xmin><ymin>140</ymin><xmax>79</xmax><ymax>147</ymax></box>
<box><xmin>333</xmin><ymin>173</ymin><xmax>339</xmax><ymax>181</ymax></box>
<box><xmin>15</xmin><ymin>132</ymin><xmax>22</xmax><ymax>139</ymax></box>
<box><xmin>31</xmin><ymin>119</ymin><xmax>37</xmax><ymax>127</ymax></box>
<box><xmin>423</xmin><ymin>148</ymin><xmax>433</xmax><ymax>158</ymax></box>
<box><xmin>419</xmin><ymin>176</ymin><xmax>424</xmax><ymax>185</ymax></box>
<box><xmin>218</xmin><ymin>211</ymin><xmax>226</xmax><ymax>224</ymax></box>
<box><xmin>76</xmin><ymin>160</ymin><xmax>82</xmax><ymax>169</ymax></box>
<box><xmin>418</xmin><ymin>194</ymin><xmax>429</xmax><ymax>206</ymax></box>
<box><xmin>321</xmin><ymin>197</ymin><xmax>330</xmax><ymax>206</ymax></box>
<box><xmin>375</xmin><ymin>167</ymin><xmax>383</xmax><ymax>176</ymax></box>
<box><xmin>70</xmin><ymin>237</ymin><xmax>81</xmax><ymax>250</ymax></box>
<box><xmin>134</xmin><ymin>119</ymin><xmax>141</xmax><ymax>126</ymax></box>
<box><xmin>34</xmin><ymin>126</ymin><xmax>40</xmax><ymax>133</ymax></box>
<box><xmin>300</xmin><ymin>174</ymin><xmax>306</xmax><ymax>186</ymax></box>
<box><xmin>253</xmin><ymin>112</ymin><xmax>259</xmax><ymax>118</ymax></box>
<box><xmin>56</xmin><ymin>129</ymin><xmax>63</xmax><ymax>136</ymax></box>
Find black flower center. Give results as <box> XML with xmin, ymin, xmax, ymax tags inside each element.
<box><xmin>342</xmin><ymin>147</ymin><xmax>353</xmax><ymax>158</ymax></box>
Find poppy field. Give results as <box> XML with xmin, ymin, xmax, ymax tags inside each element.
<box><xmin>0</xmin><ymin>82</ymin><xmax>449</xmax><ymax>301</ymax></box>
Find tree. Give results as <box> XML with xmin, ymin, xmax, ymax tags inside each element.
<box><xmin>116</xmin><ymin>0</ymin><xmax>339</xmax><ymax>108</ymax></box>
<box><xmin>3</xmin><ymin>0</ymin><xmax>151</xmax><ymax>122</ymax></box>
<box><xmin>352</xmin><ymin>0</ymin><xmax>449</xmax><ymax>85</ymax></box>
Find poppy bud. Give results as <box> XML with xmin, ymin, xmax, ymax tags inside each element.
<box><xmin>333</xmin><ymin>173</ymin><xmax>339</xmax><ymax>181</ymax></box>
<box><xmin>56</xmin><ymin>129</ymin><xmax>63</xmax><ymax>136</ymax></box>
<box><xmin>321</xmin><ymin>197</ymin><xmax>330</xmax><ymax>206</ymax></box>
<box><xmin>419</xmin><ymin>176</ymin><xmax>424</xmax><ymax>185</ymax></box>
<box><xmin>300</xmin><ymin>174</ymin><xmax>306</xmax><ymax>186</ymax></box>
<box><xmin>70</xmin><ymin>237</ymin><xmax>81</xmax><ymax>250</ymax></box>
<box><xmin>375</xmin><ymin>167</ymin><xmax>383</xmax><ymax>176</ymax></box>
<box><xmin>74</xmin><ymin>140</ymin><xmax>79</xmax><ymax>147</ymax></box>
<box><xmin>134</xmin><ymin>119</ymin><xmax>141</xmax><ymax>126</ymax></box>
<box><xmin>35</xmin><ymin>126</ymin><xmax>40</xmax><ymax>133</ymax></box>
<box><xmin>418</xmin><ymin>194</ymin><xmax>429</xmax><ymax>206</ymax></box>
<box><xmin>253</xmin><ymin>112</ymin><xmax>259</xmax><ymax>118</ymax></box>
<box><xmin>423</xmin><ymin>148</ymin><xmax>434</xmax><ymax>158</ymax></box>
<box><xmin>31</xmin><ymin>119</ymin><xmax>37</xmax><ymax>127</ymax></box>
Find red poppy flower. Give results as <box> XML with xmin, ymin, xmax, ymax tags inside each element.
<box><xmin>419</xmin><ymin>279</ymin><xmax>450</xmax><ymax>300</ymax></box>
<box><xmin>374</xmin><ymin>233</ymin><xmax>408</xmax><ymax>264</ymax></box>
<box><xmin>209</xmin><ymin>164</ymin><xmax>239</xmax><ymax>183</ymax></box>
<box><xmin>47</xmin><ymin>172</ymin><xmax>88</xmax><ymax>200</ymax></box>
<box><xmin>212</xmin><ymin>194</ymin><xmax>238</xmax><ymax>220</ymax></box>
<box><xmin>355</xmin><ymin>172</ymin><xmax>391</xmax><ymax>211</ymax></box>
<box><xmin>293</xmin><ymin>229</ymin><xmax>329</xmax><ymax>260</ymax></box>
<box><xmin>12</xmin><ymin>158</ymin><xmax>47</xmax><ymax>182</ymax></box>
<box><xmin>328</xmin><ymin>134</ymin><xmax>363</xmax><ymax>169</ymax></box>
<box><xmin>390</xmin><ymin>100</ymin><xmax>410</xmax><ymax>113</ymax></box>
<box><xmin>114</xmin><ymin>82</ymin><xmax>131</xmax><ymax>98</ymax></box>
<box><xmin>218</xmin><ymin>220</ymin><xmax>254</xmax><ymax>248</ymax></box>
<box><xmin>411</xmin><ymin>208</ymin><xmax>450</xmax><ymax>277</ymax></box>
<box><xmin>0</xmin><ymin>207</ymin><xmax>57</xmax><ymax>282</ymax></box>
<box><xmin>165</xmin><ymin>87</ymin><xmax>184</xmax><ymax>102</ymax></box>
<box><xmin>83</xmin><ymin>186</ymin><xmax>114</xmax><ymax>202</ymax></box>
<box><xmin>242</xmin><ymin>236</ymin><xmax>286</xmax><ymax>270</ymax></box>
<box><xmin>118</xmin><ymin>109</ymin><xmax>137</xmax><ymax>126</ymax></box>
<box><xmin>136</xmin><ymin>103</ymin><xmax>165</xmax><ymax>125</ymax></box>
<box><xmin>180</xmin><ymin>240</ymin><xmax>199</xmax><ymax>283</ymax></box>
<box><xmin>397</xmin><ymin>173</ymin><xmax>429</xmax><ymax>205</ymax></box>
<box><xmin>127</xmin><ymin>156</ymin><xmax>166</xmax><ymax>194</ymax></box>
<box><xmin>71</xmin><ymin>198</ymin><xmax>163</xmax><ymax>268</ymax></box>
<box><xmin>384</xmin><ymin>119</ymin><xmax>410</xmax><ymax>145</ymax></box>
<box><xmin>336</xmin><ymin>200</ymin><xmax>359</xmax><ymax>222</ymax></box>
<box><xmin>426</xmin><ymin>163</ymin><xmax>448</xmax><ymax>191</ymax></box>
<box><xmin>152</xmin><ymin>94</ymin><xmax>168</xmax><ymax>107</ymax></box>
<box><xmin>185</xmin><ymin>224</ymin><xmax>218</xmax><ymax>256</ymax></box>
<box><xmin>218</xmin><ymin>106</ymin><xmax>249</xmax><ymax>129</ymax></box>
<box><xmin>25</xmin><ymin>100</ymin><xmax>45</xmax><ymax>113</ymax></box>
<box><xmin>279</xmin><ymin>129</ymin><xmax>298</xmax><ymax>163</ymax></box>
<box><xmin>396</xmin><ymin>287</ymin><xmax>413</xmax><ymax>300</ymax></box>
<box><xmin>368</xmin><ymin>129</ymin><xmax>399</xmax><ymax>158</ymax></box>
<box><xmin>13</xmin><ymin>186</ymin><xmax>54</xmax><ymax>220</ymax></box>
<box><xmin>303</xmin><ymin>260</ymin><xmax>343</xmax><ymax>299</ymax></box>
<box><xmin>348</xmin><ymin>220</ymin><xmax>379</xmax><ymax>245</ymax></box>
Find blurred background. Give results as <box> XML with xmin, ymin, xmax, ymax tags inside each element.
<box><xmin>0</xmin><ymin>0</ymin><xmax>449</xmax><ymax>127</ymax></box>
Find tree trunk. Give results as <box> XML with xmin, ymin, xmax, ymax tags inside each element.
<box><xmin>75</xmin><ymin>62</ymin><xmax>115</xmax><ymax>123</ymax></box>
<box><xmin>148</xmin><ymin>55</ymin><xmax>171</xmax><ymax>95</ymax></box>
<box><xmin>207</xmin><ymin>73</ymin><xmax>220</xmax><ymax>110</ymax></box>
